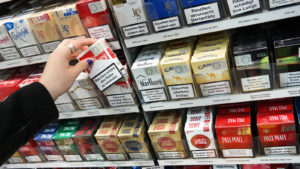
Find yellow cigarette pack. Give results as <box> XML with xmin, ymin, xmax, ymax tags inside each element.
<box><xmin>148</xmin><ymin>111</ymin><xmax>188</xmax><ymax>159</ymax></box>
<box><xmin>50</xmin><ymin>3</ymin><xmax>86</xmax><ymax>38</ymax></box>
<box><xmin>27</xmin><ymin>9</ymin><xmax>62</xmax><ymax>53</ymax></box>
<box><xmin>164</xmin><ymin>40</ymin><xmax>193</xmax><ymax>56</ymax></box>
<box><xmin>160</xmin><ymin>51</ymin><xmax>197</xmax><ymax>100</ymax></box>
<box><xmin>117</xmin><ymin>114</ymin><xmax>152</xmax><ymax>159</ymax></box>
<box><xmin>191</xmin><ymin>38</ymin><xmax>232</xmax><ymax>97</ymax></box>
<box><xmin>94</xmin><ymin>116</ymin><xmax>127</xmax><ymax>160</ymax></box>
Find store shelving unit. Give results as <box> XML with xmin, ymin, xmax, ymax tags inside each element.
<box><xmin>0</xmin><ymin>54</ymin><xmax>49</xmax><ymax>70</ymax></box>
<box><xmin>59</xmin><ymin>105</ymin><xmax>140</xmax><ymax>119</ymax></box>
<box><xmin>124</xmin><ymin>5</ymin><xmax>300</xmax><ymax>48</ymax></box>
<box><xmin>158</xmin><ymin>156</ymin><xmax>300</xmax><ymax>165</ymax></box>
<box><xmin>142</xmin><ymin>86</ymin><xmax>300</xmax><ymax>111</ymax></box>
<box><xmin>3</xmin><ymin>160</ymin><xmax>155</xmax><ymax>168</ymax></box>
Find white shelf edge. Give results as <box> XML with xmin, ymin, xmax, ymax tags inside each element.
<box><xmin>158</xmin><ymin>155</ymin><xmax>300</xmax><ymax>165</ymax></box>
<box><xmin>59</xmin><ymin>105</ymin><xmax>140</xmax><ymax>119</ymax></box>
<box><xmin>3</xmin><ymin>160</ymin><xmax>155</xmax><ymax>168</ymax></box>
<box><xmin>124</xmin><ymin>5</ymin><xmax>300</xmax><ymax>48</ymax></box>
<box><xmin>142</xmin><ymin>87</ymin><xmax>300</xmax><ymax>112</ymax></box>
<box><xmin>0</xmin><ymin>54</ymin><xmax>50</xmax><ymax>70</ymax></box>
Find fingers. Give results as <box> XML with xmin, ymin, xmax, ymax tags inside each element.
<box><xmin>71</xmin><ymin>58</ymin><xmax>94</xmax><ymax>76</ymax></box>
<box><xmin>60</xmin><ymin>38</ymin><xmax>96</xmax><ymax>60</ymax></box>
<box><xmin>71</xmin><ymin>38</ymin><xmax>97</xmax><ymax>51</ymax></box>
<box><xmin>70</xmin><ymin>46</ymin><xmax>90</xmax><ymax>59</ymax></box>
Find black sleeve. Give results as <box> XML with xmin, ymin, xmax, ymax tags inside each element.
<box><xmin>0</xmin><ymin>82</ymin><xmax>59</xmax><ymax>165</ymax></box>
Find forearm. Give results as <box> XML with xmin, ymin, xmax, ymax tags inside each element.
<box><xmin>0</xmin><ymin>82</ymin><xmax>59</xmax><ymax>165</ymax></box>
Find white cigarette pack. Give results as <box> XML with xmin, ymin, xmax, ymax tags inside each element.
<box><xmin>185</xmin><ymin>107</ymin><xmax>218</xmax><ymax>158</ymax></box>
<box><xmin>55</xmin><ymin>93</ymin><xmax>77</xmax><ymax>112</ymax></box>
<box><xmin>68</xmin><ymin>72</ymin><xmax>102</xmax><ymax>110</ymax></box>
<box><xmin>3</xmin><ymin>14</ymin><xmax>43</xmax><ymax>57</ymax></box>
<box><xmin>77</xmin><ymin>38</ymin><xmax>126</xmax><ymax>92</ymax></box>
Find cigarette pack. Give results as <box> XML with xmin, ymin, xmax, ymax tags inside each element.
<box><xmin>77</xmin><ymin>38</ymin><xmax>127</xmax><ymax>92</ymax></box>
<box><xmin>118</xmin><ymin>114</ymin><xmax>152</xmax><ymax>159</ymax></box>
<box><xmin>160</xmin><ymin>42</ymin><xmax>196</xmax><ymax>100</ymax></box>
<box><xmin>191</xmin><ymin>34</ymin><xmax>232</xmax><ymax>97</ymax></box>
<box><xmin>53</xmin><ymin>121</ymin><xmax>83</xmax><ymax>161</ymax></box>
<box><xmin>72</xmin><ymin>118</ymin><xmax>105</xmax><ymax>161</ymax></box>
<box><xmin>0</xmin><ymin>74</ymin><xmax>27</xmax><ymax>101</ymax></box>
<box><xmin>242</xmin><ymin>164</ymin><xmax>271</xmax><ymax>169</ymax></box>
<box><xmin>19</xmin><ymin>139</ymin><xmax>44</xmax><ymax>163</ymax></box>
<box><xmin>0</xmin><ymin>19</ymin><xmax>21</xmax><ymax>60</ymax></box>
<box><xmin>27</xmin><ymin>10</ymin><xmax>61</xmax><ymax>53</ymax></box>
<box><xmin>34</xmin><ymin>126</ymin><xmax>64</xmax><ymax>161</ymax></box>
<box><xmin>18</xmin><ymin>73</ymin><xmax>41</xmax><ymax>88</ymax></box>
<box><xmin>109</xmin><ymin>0</ymin><xmax>150</xmax><ymax>38</ymax></box>
<box><xmin>185</xmin><ymin>107</ymin><xmax>218</xmax><ymax>158</ymax></box>
<box><xmin>55</xmin><ymin>93</ymin><xmax>77</xmax><ymax>112</ymax></box>
<box><xmin>144</xmin><ymin>0</ymin><xmax>182</xmax><ymax>32</ymax></box>
<box><xmin>50</xmin><ymin>3</ymin><xmax>87</xmax><ymax>39</ymax></box>
<box><xmin>232</xmin><ymin>28</ymin><xmax>272</xmax><ymax>93</ymax></box>
<box><xmin>267</xmin><ymin>0</ymin><xmax>300</xmax><ymax>8</ymax></box>
<box><xmin>215</xmin><ymin>103</ymin><xmax>254</xmax><ymax>158</ymax></box>
<box><xmin>179</xmin><ymin>0</ymin><xmax>222</xmax><ymax>25</ymax></box>
<box><xmin>148</xmin><ymin>111</ymin><xmax>189</xmax><ymax>159</ymax></box>
<box><xmin>68</xmin><ymin>72</ymin><xmax>103</xmax><ymax>110</ymax></box>
<box><xmin>103</xmin><ymin>76</ymin><xmax>136</xmax><ymax>107</ymax></box>
<box><xmin>257</xmin><ymin>99</ymin><xmax>298</xmax><ymax>155</ymax></box>
<box><xmin>132</xmin><ymin>50</ymin><xmax>168</xmax><ymax>103</ymax></box>
<box><xmin>95</xmin><ymin>116</ymin><xmax>128</xmax><ymax>160</ymax></box>
<box><xmin>8</xmin><ymin>152</ymin><xmax>27</xmax><ymax>164</ymax></box>
<box><xmin>76</xmin><ymin>0</ymin><xmax>120</xmax><ymax>49</ymax></box>
<box><xmin>225</xmin><ymin>0</ymin><xmax>261</xmax><ymax>17</ymax></box>
<box><xmin>4</xmin><ymin>14</ymin><xmax>43</xmax><ymax>57</ymax></box>
<box><xmin>273</xmin><ymin>26</ymin><xmax>300</xmax><ymax>88</ymax></box>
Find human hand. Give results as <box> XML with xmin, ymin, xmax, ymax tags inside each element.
<box><xmin>39</xmin><ymin>38</ymin><xmax>97</xmax><ymax>100</ymax></box>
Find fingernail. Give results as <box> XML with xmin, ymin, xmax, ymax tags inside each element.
<box><xmin>87</xmin><ymin>59</ymin><xmax>93</xmax><ymax>66</ymax></box>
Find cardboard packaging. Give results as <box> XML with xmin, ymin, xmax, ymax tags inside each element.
<box><xmin>232</xmin><ymin>28</ymin><xmax>272</xmax><ymax>93</ymax></box>
<box><xmin>55</xmin><ymin>92</ymin><xmax>78</xmax><ymax>112</ymax></box>
<box><xmin>273</xmin><ymin>26</ymin><xmax>300</xmax><ymax>88</ymax></box>
<box><xmin>18</xmin><ymin>73</ymin><xmax>41</xmax><ymax>88</ymax></box>
<box><xmin>257</xmin><ymin>99</ymin><xmax>298</xmax><ymax>155</ymax></box>
<box><xmin>109</xmin><ymin>0</ymin><xmax>150</xmax><ymax>38</ymax></box>
<box><xmin>144</xmin><ymin>0</ymin><xmax>182</xmax><ymax>32</ymax></box>
<box><xmin>267</xmin><ymin>0</ymin><xmax>300</xmax><ymax>8</ymax></box>
<box><xmin>68</xmin><ymin>72</ymin><xmax>103</xmax><ymax>110</ymax></box>
<box><xmin>4</xmin><ymin>14</ymin><xmax>43</xmax><ymax>57</ymax></box>
<box><xmin>0</xmin><ymin>74</ymin><xmax>27</xmax><ymax>101</ymax></box>
<box><xmin>192</xmin><ymin>33</ymin><xmax>232</xmax><ymax>97</ymax></box>
<box><xmin>50</xmin><ymin>3</ymin><xmax>87</xmax><ymax>39</ymax></box>
<box><xmin>27</xmin><ymin>10</ymin><xmax>62</xmax><ymax>53</ymax></box>
<box><xmin>72</xmin><ymin>118</ymin><xmax>105</xmax><ymax>161</ymax></box>
<box><xmin>53</xmin><ymin>121</ymin><xmax>83</xmax><ymax>161</ymax></box>
<box><xmin>7</xmin><ymin>152</ymin><xmax>27</xmax><ymax>164</ymax></box>
<box><xmin>103</xmin><ymin>75</ymin><xmax>136</xmax><ymax>107</ymax></box>
<box><xmin>0</xmin><ymin>19</ymin><xmax>21</xmax><ymax>60</ymax></box>
<box><xmin>242</xmin><ymin>164</ymin><xmax>271</xmax><ymax>169</ymax></box>
<box><xmin>76</xmin><ymin>0</ymin><xmax>120</xmax><ymax>50</ymax></box>
<box><xmin>185</xmin><ymin>107</ymin><xmax>218</xmax><ymax>158</ymax></box>
<box><xmin>19</xmin><ymin>139</ymin><xmax>44</xmax><ymax>163</ymax></box>
<box><xmin>132</xmin><ymin>50</ymin><xmax>168</xmax><ymax>103</ymax></box>
<box><xmin>95</xmin><ymin>116</ymin><xmax>128</xmax><ymax>160</ymax></box>
<box><xmin>77</xmin><ymin>38</ymin><xmax>127</xmax><ymax>92</ymax></box>
<box><xmin>215</xmin><ymin>103</ymin><xmax>254</xmax><ymax>158</ymax></box>
<box><xmin>160</xmin><ymin>41</ymin><xmax>196</xmax><ymax>100</ymax></box>
<box><xmin>148</xmin><ymin>111</ymin><xmax>189</xmax><ymax>159</ymax></box>
<box><xmin>225</xmin><ymin>0</ymin><xmax>261</xmax><ymax>17</ymax></box>
<box><xmin>118</xmin><ymin>114</ymin><xmax>152</xmax><ymax>159</ymax></box>
<box><xmin>34</xmin><ymin>125</ymin><xmax>64</xmax><ymax>161</ymax></box>
<box><xmin>179</xmin><ymin>0</ymin><xmax>223</xmax><ymax>25</ymax></box>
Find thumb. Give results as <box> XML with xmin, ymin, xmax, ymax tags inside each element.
<box><xmin>71</xmin><ymin>58</ymin><xmax>94</xmax><ymax>76</ymax></box>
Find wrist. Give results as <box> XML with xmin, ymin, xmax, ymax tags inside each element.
<box><xmin>39</xmin><ymin>79</ymin><xmax>59</xmax><ymax>100</ymax></box>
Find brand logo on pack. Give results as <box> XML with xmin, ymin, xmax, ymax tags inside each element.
<box><xmin>132</xmin><ymin>8</ymin><xmax>142</xmax><ymax>19</ymax></box>
<box><xmin>0</xmin><ymin>36</ymin><xmax>9</xmax><ymax>44</ymax></box>
<box><xmin>10</xmin><ymin>24</ymin><xmax>29</xmax><ymax>42</ymax></box>
<box><xmin>137</xmin><ymin>75</ymin><xmax>163</xmax><ymax>87</ymax></box>
<box><xmin>164</xmin><ymin>66</ymin><xmax>183</xmax><ymax>73</ymax></box>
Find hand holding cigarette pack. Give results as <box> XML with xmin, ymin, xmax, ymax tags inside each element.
<box><xmin>77</xmin><ymin>38</ymin><xmax>127</xmax><ymax>92</ymax></box>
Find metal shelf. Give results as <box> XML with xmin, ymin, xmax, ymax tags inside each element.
<box><xmin>3</xmin><ymin>160</ymin><xmax>155</xmax><ymax>168</ymax></box>
<box><xmin>0</xmin><ymin>54</ymin><xmax>49</xmax><ymax>70</ymax></box>
<box><xmin>158</xmin><ymin>155</ymin><xmax>300</xmax><ymax>165</ymax></box>
<box><xmin>124</xmin><ymin>5</ymin><xmax>300</xmax><ymax>48</ymax></box>
<box><xmin>59</xmin><ymin>105</ymin><xmax>140</xmax><ymax>119</ymax></box>
<box><xmin>142</xmin><ymin>87</ymin><xmax>300</xmax><ymax>112</ymax></box>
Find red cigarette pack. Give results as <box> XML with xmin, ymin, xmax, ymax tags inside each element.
<box><xmin>76</xmin><ymin>0</ymin><xmax>117</xmax><ymax>42</ymax></box>
<box><xmin>257</xmin><ymin>99</ymin><xmax>298</xmax><ymax>155</ymax></box>
<box><xmin>242</xmin><ymin>164</ymin><xmax>271</xmax><ymax>169</ymax></box>
<box><xmin>215</xmin><ymin>103</ymin><xmax>254</xmax><ymax>158</ymax></box>
<box><xmin>19</xmin><ymin>139</ymin><xmax>44</xmax><ymax>163</ymax></box>
<box><xmin>0</xmin><ymin>74</ymin><xmax>27</xmax><ymax>101</ymax></box>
